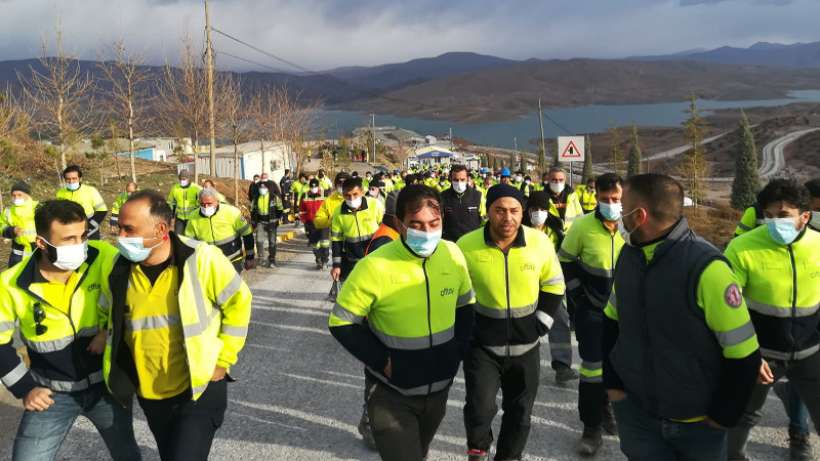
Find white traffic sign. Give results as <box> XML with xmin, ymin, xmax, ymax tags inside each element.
<box><xmin>557</xmin><ymin>136</ymin><xmax>585</xmax><ymax>163</ymax></box>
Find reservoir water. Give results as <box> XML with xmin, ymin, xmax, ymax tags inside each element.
<box><xmin>316</xmin><ymin>90</ymin><xmax>820</xmax><ymax>149</ymax></box>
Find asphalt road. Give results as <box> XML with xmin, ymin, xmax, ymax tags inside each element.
<box><xmin>0</xmin><ymin>230</ymin><xmax>807</xmax><ymax>460</ymax></box>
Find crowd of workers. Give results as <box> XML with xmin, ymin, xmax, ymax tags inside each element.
<box><xmin>0</xmin><ymin>161</ymin><xmax>818</xmax><ymax>461</ymax></box>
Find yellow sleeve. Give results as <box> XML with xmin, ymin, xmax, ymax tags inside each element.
<box><xmin>167</xmin><ymin>187</ymin><xmax>176</xmax><ymax>208</ymax></box>
<box><xmin>183</xmin><ymin>219</ymin><xmax>196</xmax><ymax>239</ymax></box>
<box><xmin>454</xmin><ymin>247</ymin><xmax>476</xmax><ymax>308</ymax></box>
<box><xmin>92</xmin><ymin>187</ymin><xmax>108</xmax><ymax>212</ymax></box>
<box><xmin>208</xmin><ymin>248</ymin><xmax>253</xmax><ymax>368</ymax></box>
<box><xmin>697</xmin><ymin>260</ymin><xmax>759</xmax><ymax>359</ymax></box>
<box><xmin>314</xmin><ymin>201</ymin><xmax>332</xmax><ymax>229</ymax></box>
<box><xmin>329</xmin><ymin>258</ymin><xmax>377</xmax><ymax>327</ymax></box>
<box><xmin>723</xmin><ymin>241</ymin><xmax>748</xmax><ymax>287</ymax></box>
<box><xmin>0</xmin><ymin>277</ymin><xmax>17</xmax><ymax>346</ymax></box>
<box><xmin>734</xmin><ymin>207</ymin><xmax>757</xmax><ymax>236</ymax></box>
<box><xmin>539</xmin><ymin>238</ymin><xmax>566</xmax><ymax>295</ymax></box>
<box><xmin>234</xmin><ymin>211</ymin><xmax>252</xmax><ymax>237</ymax></box>
<box><xmin>558</xmin><ymin>220</ymin><xmax>582</xmax><ymax>262</ymax></box>
<box><xmin>331</xmin><ymin>211</ymin><xmax>343</xmax><ymax>243</ymax></box>
<box><xmin>0</xmin><ymin>209</ymin><xmax>10</xmax><ymax>233</ymax></box>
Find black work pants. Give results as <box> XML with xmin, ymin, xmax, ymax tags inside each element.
<box><xmin>576</xmin><ymin>304</ymin><xmax>606</xmax><ymax>429</ymax></box>
<box><xmin>464</xmin><ymin>344</ymin><xmax>540</xmax><ymax>461</ymax></box>
<box><xmin>138</xmin><ymin>380</ymin><xmax>228</xmax><ymax>461</ymax></box>
<box><xmin>367</xmin><ymin>381</ymin><xmax>449</xmax><ymax>461</ymax></box>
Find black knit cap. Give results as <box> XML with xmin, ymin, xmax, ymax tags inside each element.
<box><xmin>486</xmin><ymin>184</ymin><xmax>524</xmax><ymax>210</ymax></box>
<box><xmin>527</xmin><ymin>190</ymin><xmax>550</xmax><ymax>211</ymax></box>
<box><xmin>11</xmin><ymin>181</ymin><xmax>31</xmax><ymax>195</ymax></box>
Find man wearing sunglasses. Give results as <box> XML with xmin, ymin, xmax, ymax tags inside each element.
<box><xmin>0</xmin><ymin>199</ymin><xmax>140</xmax><ymax>460</ymax></box>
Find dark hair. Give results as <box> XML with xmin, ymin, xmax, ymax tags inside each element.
<box><xmin>334</xmin><ymin>172</ymin><xmax>350</xmax><ymax>187</ymax></box>
<box><xmin>342</xmin><ymin>177</ymin><xmax>363</xmax><ymax>192</ymax></box>
<box><xmin>62</xmin><ymin>165</ymin><xmax>82</xmax><ymax>178</ymax></box>
<box><xmin>309</xmin><ymin>178</ymin><xmax>320</xmax><ymax>187</ymax></box>
<box><xmin>805</xmin><ymin>178</ymin><xmax>820</xmax><ymax>198</ymax></box>
<box><xmin>595</xmin><ymin>173</ymin><xmax>623</xmax><ymax>194</ymax></box>
<box><xmin>757</xmin><ymin>178</ymin><xmax>811</xmax><ymax>212</ymax></box>
<box><xmin>35</xmin><ymin>199</ymin><xmax>87</xmax><ymax>237</ymax></box>
<box><xmin>450</xmin><ymin>164</ymin><xmax>468</xmax><ymax>178</ymax></box>
<box><xmin>623</xmin><ymin>174</ymin><xmax>684</xmax><ymax>224</ymax></box>
<box><xmin>253</xmin><ymin>174</ymin><xmax>260</xmax><ymax>179</ymax></box>
<box><xmin>396</xmin><ymin>185</ymin><xmax>441</xmax><ymax>220</ymax></box>
<box><xmin>126</xmin><ymin>190</ymin><xmax>175</xmax><ymax>224</ymax></box>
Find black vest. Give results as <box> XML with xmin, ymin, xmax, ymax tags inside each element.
<box><xmin>609</xmin><ymin>218</ymin><xmax>725</xmax><ymax>419</ymax></box>
<box><xmin>441</xmin><ymin>187</ymin><xmax>483</xmax><ymax>242</ymax></box>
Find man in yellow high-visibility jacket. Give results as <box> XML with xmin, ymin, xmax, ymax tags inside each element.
<box><xmin>105</xmin><ymin>190</ymin><xmax>252</xmax><ymax>461</ymax></box>
<box><xmin>314</xmin><ymin>172</ymin><xmax>350</xmax><ymax>230</ymax></box>
<box><xmin>109</xmin><ymin>181</ymin><xmax>137</xmax><ymax>231</ymax></box>
<box><xmin>726</xmin><ymin>179</ymin><xmax>820</xmax><ymax>461</ymax></box>
<box><xmin>55</xmin><ymin>165</ymin><xmax>108</xmax><ymax>240</ymax></box>
<box><xmin>1</xmin><ymin>181</ymin><xmax>38</xmax><ymax>268</ymax></box>
<box><xmin>0</xmin><ymin>199</ymin><xmax>140</xmax><ymax>460</ymax></box>
<box><xmin>184</xmin><ymin>188</ymin><xmax>255</xmax><ymax>273</ymax></box>
<box><xmin>167</xmin><ymin>171</ymin><xmax>202</xmax><ymax>235</ymax></box>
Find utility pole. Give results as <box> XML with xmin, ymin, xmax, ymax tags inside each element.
<box><xmin>538</xmin><ymin>98</ymin><xmax>546</xmax><ymax>171</ymax></box>
<box><xmin>204</xmin><ymin>0</ymin><xmax>217</xmax><ymax>177</ymax></box>
<box><xmin>370</xmin><ymin>113</ymin><xmax>376</xmax><ymax>164</ymax></box>
<box><xmin>449</xmin><ymin>127</ymin><xmax>453</xmax><ymax>151</ymax></box>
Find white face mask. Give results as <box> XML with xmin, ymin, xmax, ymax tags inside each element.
<box><xmin>549</xmin><ymin>181</ymin><xmax>566</xmax><ymax>194</ymax></box>
<box><xmin>201</xmin><ymin>206</ymin><xmax>217</xmax><ymax>217</ymax></box>
<box><xmin>530</xmin><ymin>210</ymin><xmax>549</xmax><ymax>226</ymax></box>
<box><xmin>259</xmin><ymin>187</ymin><xmax>269</xmax><ymax>196</ymax></box>
<box><xmin>515</xmin><ymin>175</ymin><xmax>523</xmax><ymax>183</ymax></box>
<box><xmin>369</xmin><ymin>188</ymin><xmax>380</xmax><ymax>198</ymax></box>
<box><xmin>180</xmin><ymin>179</ymin><xmax>190</xmax><ymax>187</ymax></box>
<box><xmin>311</xmin><ymin>187</ymin><xmax>320</xmax><ymax>194</ymax></box>
<box><xmin>66</xmin><ymin>182</ymin><xmax>80</xmax><ymax>191</ymax></box>
<box><xmin>453</xmin><ymin>181</ymin><xmax>468</xmax><ymax>194</ymax></box>
<box><xmin>811</xmin><ymin>211</ymin><xmax>820</xmax><ymax>230</ymax></box>
<box><xmin>12</xmin><ymin>198</ymin><xmax>26</xmax><ymax>206</ymax></box>
<box><xmin>41</xmin><ymin>237</ymin><xmax>88</xmax><ymax>271</ymax></box>
<box><xmin>404</xmin><ymin>227</ymin><xmax>442</xmax><ymax>258</ymax></box>
<box><xmin>346</xmin><ymin>197</ymin><xmax>363</xmax><ymax>209</ymax></box>
<box><xmin>336</xmin><ymin>187</ymin><xmax>344</xmax><ymax>195</ymax></box>
<box><xmin>617</xmin><ymin>209</ymin><xmax>641</xmax><ymax>246</ymax></box>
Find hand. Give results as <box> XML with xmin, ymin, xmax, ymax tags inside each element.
<box><xmin>703</xmin><ymin>417</ymin><xmax>725</xmax><ymax>430</ymax></box>
<box><xmin>758</xmin><ymin>359</ymin><xmax>774</xmax><ymax>384</ymax></box>
<box><xmin>244</xmin><ymin>258</ymin><xmax>257</xmax><ymax>271</ymax></box>
<box><xmin>13</xmin><ymin>227</ymin><xmax>24</xmax><ymax>237</ymax></box>
<box><xmin>383</xmin><ymin>358</ymin><xmax>392</xmax><ymax>379</ymax></box>
<box><xmin>211</xmin><ymin>366</ymin><xmax>227</xmax><ymax>382</ymax></box>
<box><xmin>607</xmin><ymin>389</ymin><xmax>627</xmax><ymax>402</ymax></box>
<box><xmin>24</xmin><ymin>387</ymin><xmax>54</xmax><ymax>412</ymax></box>
<box><xmin>330</xmin><ymin>267</ymin><xmax>341</xmax><ymax>281</ymax></box>
<box><xmin>86</xmin><ymin>331</ymin><xmax>107</xmax><ymax>355</ymax></box>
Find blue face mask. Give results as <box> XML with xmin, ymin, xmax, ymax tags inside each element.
<box><xmin>117</xmin><ymin>236</ymin><xmax>163</xmax><ymax>263</ymax></box>
<box><xmin>598</xmin><ymin>202</ymin><xmax>622</xmax><ymax>221</ymax></box>
<box><xmin>66</xmin><ymin>182</ymin><xmax>80</xmax><ymax>191</ymax></box>
<box><xmin>766</xmin><ymin>217</ymin><xmax>801</xmax><ymax>245</ymax></box>
<box><xmin>404</xmin><ymin>227</ymin><xmax>442</xmax><ymax>258</ymax></box>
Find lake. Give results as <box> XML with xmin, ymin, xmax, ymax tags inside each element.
<box><xmin>315</xmin><ymin>90</ymin><xmax>820</xmax><ymax>149</ymax></box>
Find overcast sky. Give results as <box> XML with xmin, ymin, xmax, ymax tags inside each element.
<box><xmin>0</xmin><ymin>0</ymin><xmax>816</xmax><ymax>71</ymax></box>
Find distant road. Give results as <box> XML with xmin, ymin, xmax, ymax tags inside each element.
<box><xmin>706</xmin><ymin>127</ymin><xmax>820</xmax><ymax>182</ymax></box>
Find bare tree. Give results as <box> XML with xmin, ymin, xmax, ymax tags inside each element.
<box><xmin>0</xmin><ymin>86</ymin><xmax>33</xmax><ymax>142</ymax></box>
<box><xmin>97</xmin><ymin>40</ymin><xmax>151</xmax><ymax>182</ymax></box>
<box><xmin>217</xmin><ymin>74</ymin><xmax>250</xmax><ymax>204</ymax></box>
<box><xmin>19</xmin><ymin>28</ymin><xmax>95</xmax><ymax>170</ymax></box>
<box><xmin>155</xmin><ymin>36</ymin><xmax>208</xmax><ymax>182</ymax></box>
<box><xmin>269</xmin><ymin>86</ymin><xmax>318</xmax><ymax>176</ymax></box>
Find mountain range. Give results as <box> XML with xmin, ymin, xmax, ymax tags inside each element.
<box><xmin>2</xmin><ymin>40</ymin><xmax>819</xmax><ymax>123</ymax></box>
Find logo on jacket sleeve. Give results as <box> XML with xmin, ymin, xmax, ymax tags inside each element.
<box><xmin>724</xmin><ymin>283</ymin><xmax>743</xmax><ymax>308</ymax></box>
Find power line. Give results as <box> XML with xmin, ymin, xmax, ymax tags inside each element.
<box><xmin>212</xmin><ymin>27</ymin><xmax>314</xmax><ymax>75</ymax></box>
<box><xmin>218</xmin><ymin>51</ymin><xmax>289</xmax><ymax>73</ymax></box>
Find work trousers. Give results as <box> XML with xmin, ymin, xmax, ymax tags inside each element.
<box><xmin>728</xmin><ymin>351</ymin><xmax>820</xmax><ymax>460</ymax></box>
<box><xmin>367</xmin><ymin>380</ymin><xmax>449</xmax><ymax>461</ymax></box>
<box><xmin>173</xmin><ymin>218</ymin><xmax>188</xmax><ymax>236</ymax></box>
<box><xmin>7</xmin><ymin>242</ymin><xmax>27</xmax><ymax>268</ymax></box>
<box><xmin>613</xmin><ymin>395</ymin><xmax>727</xmax><ymax>461</ymax></box>
<box><xmin>464</xmin><ymin>344</ymin><xmax>540</xmax><ymax>461</ymax></box>
<box><xmin>576</xmin><ymin>304</ymin><xmax>606</xmax><ymax>429</ymax></box>
<box><xmin>254</xmin><ymin>220</ymin><xmax>278</xmax><ymax>263</ymax></box>
<box><xmin>138</xmin><ymin>380</ymin><xmax>228</xmax><ymax>461</ymax></box>
<box><xmin>13</xmin><ymin>384</ymin><xmax>140</xmax><ymax>461</ymax></box>
<box><xmin>305</xmin><ymin>221</ymin><xmax>330</xmax><ymax>264</ymax></box>
<box><xmin>547</xmin><ymin>297</ymin><xmax>573</xmax><ymax>369</ymax></box>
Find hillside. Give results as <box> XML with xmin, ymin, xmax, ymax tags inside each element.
<box><xmin>633</xmin><ymin>41</ymin><xmax>820</xmax><ymax>69</ymax></box>
<box><xmin>352</xmin><ymin>59</ymin><xmax>820</xmax><ymax>122</ymax></box>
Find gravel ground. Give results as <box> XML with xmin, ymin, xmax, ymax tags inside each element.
<box><xmin>0</xmin><ymin>230</ymin><xmax>808</xmax><ymax>460</ymax></box>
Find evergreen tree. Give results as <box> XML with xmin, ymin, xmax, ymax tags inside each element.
<box><xmin>627</xmin><ymin>125</ymin><xmax>643</xmax><ymax>177</ymax></box>
<box><xmin>730</xmin><ymin>110</ymin><xmax>761</xmax><ymax>210</ymax></box>
<box><xmin>680</xmin><ymin>94</ymin><xmax>709</xmax><ymax>208</ymax></box>
<box><xmin>609</xmin><ymin>126</ymin><xmax>623</xmax><ymax>176</ymax></box>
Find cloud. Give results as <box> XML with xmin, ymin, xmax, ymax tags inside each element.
<box><xmin>0</xmin><ymin>0</ymin><xmax>815</xmax><ymax>70</ymax></box>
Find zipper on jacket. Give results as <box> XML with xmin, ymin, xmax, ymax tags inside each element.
<box><xmin>423</xmin><ymin>258</ymin><xmax>433</xmax><ymax>394</ymax></box>
<box><xmin>503</xmin><ymin>251</ymin><xmax>511</xmax><ymax>358</ymax></box>
<box><xmin>788</xmin><ymin>244</ymin><xmax>798</xmax><ymax>360</ymax></box>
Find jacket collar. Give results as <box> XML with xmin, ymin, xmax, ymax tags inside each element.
<box><xmin>483</xmin><ymin>223</ymin><xmax>526</xmax><ymax>249</ymax></box>
<box><xmin>640</xmin><ymin>217</ymin><xmax>690</xmax><ymax>263</ymax></box>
